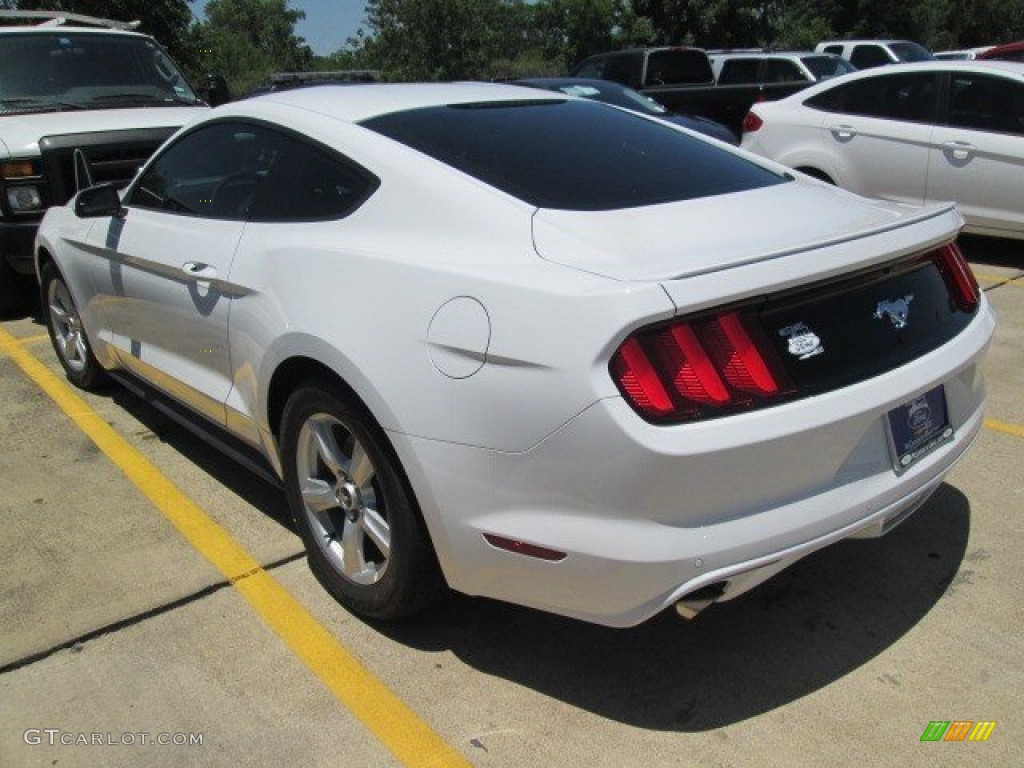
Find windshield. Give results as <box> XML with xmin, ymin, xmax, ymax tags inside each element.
<box><xmin>803</xmin><ymin>55</ymin><xmax>857</xmax><ymax>80</ymax></box>
<box><xmin>0</xmin><ymin>32</ymin><xmax>200</xmax><ymax>113</ymax></box>
<box><xmin>363</xmin><ymin>100</ymin><xmax>785</xmax><ymax>211</ymax></box>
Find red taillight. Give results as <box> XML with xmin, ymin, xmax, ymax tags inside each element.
<box><xmin>741</xmin><ymin>111</ymin><xmax>763</xmax><ymax>133</ymax></box>
<box><xmin>612</xmin><ymin>311</ymin><xmax>791</xmax><ymax>423</ymax></box>
<box><xmin>930</xmin><ymin>241</ymin><xmax>979</xmax><ymax>312</ymax></box>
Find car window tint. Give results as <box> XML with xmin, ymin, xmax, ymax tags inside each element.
<box><xmin>362</xmin><ymin>100</ymin><xmax>786</xmax><ymax>211</ymax></box>
<box><xmin>718</xmin><ymin>59</ymin><xmax>760</xmax><ymax>85</ymax></box>
<box><xmin>129</xmin><ymin>122</ymin><xmax>289</xmax><ymax>219</ymax></box>
<box><xmin>850</xmin><ymin>45</ymin><xmax>892</xmax><ymax>69</ymax></box>
<box><xmin>803</xmin><ymin>55</ymin><xmax>855</xmax><ymax>80</ymax></box>
<box><xmin>806</xmin><ymin>72</ymin><xmax>938</xmax><ymax>123</ymax></box>
<box><xmin>603</xmin><ymin>55</ymin><xmax>634</xmax><ymax>86</ymax></box>
<box><xmin>823</xmin><ymin>45</ymin><xmax>843</xmax><ymax>56</ymax></box>
<box><xmin>573</xmin><ymin>57</ymin><xmax>604</xmax><ymax>79</ymax></box>
<box><xmin>947</xmin><ymin>74</ymin><xmax>1024</xmax><ymax>135</ymax></box>
<box><xmin>763</xmin><ymin>60</ymin><xmax>806</xmax><ymax>83</ymax></box>
<box><xmin>646</xmin><ymin>49</ymin><xmax>714</xmax><ymax>85</ymax></box>
<box><xmin>250</xmin><ymin>139</ymin><xmax>376</xmax><ymax>221</ymax></box>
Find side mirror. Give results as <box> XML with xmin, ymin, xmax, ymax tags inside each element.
<box><xmin>75</xmin><ymin>183</ymin><xmax>123</xmax><ymax>218</ymax></box>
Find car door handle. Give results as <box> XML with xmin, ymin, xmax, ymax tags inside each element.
<box><xmin>830</xmin><ymin>124</ymin><xmax>856</xmax><ymax>140</ymax></box>
<box><xmin>182</xmin><ymin>262</ymin><xmax>218</xmax><ymax>281</ymax></box>
<box><xmin>942</xmin><ymin>141</ymin><xmax>975</xmax><ymax>161</ymax></box>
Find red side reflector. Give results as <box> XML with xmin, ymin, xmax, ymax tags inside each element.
<box><xmin>741</xmin><ymin>111</ymin><xmax>763</xmax><ymax>133</ymax></box>
<box><xmin>483</xmin><ymin>534</ymin><xmax>566</xmax><ymax>562</ymax></box>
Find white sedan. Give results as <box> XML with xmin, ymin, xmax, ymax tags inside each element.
<box><xmin>36</xmin><ymin>83</ymin><xmax>993</xmax><ymax>627</ymax></box>
<box><xmin>742</xmin><ymin>60</ymin><xmax>1024</xmax><ymax>240</ymax></box>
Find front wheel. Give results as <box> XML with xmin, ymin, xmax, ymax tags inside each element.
<box><xmin>280</xmin><ymin>381</ymin><xmax>445</xmax><ymax>619</ymax></box>
<box><xmin>41</xmin><ymin>262</ymin><xmax>105</xmax><ymax>390</ymax></box>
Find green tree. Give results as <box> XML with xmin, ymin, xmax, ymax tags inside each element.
<box><xmin>191</xmin><ymin>0</ymin><xmax>313</xmax><ymax>97</ymax></box>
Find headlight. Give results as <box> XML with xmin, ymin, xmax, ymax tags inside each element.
<box><xmin>7</xmin><ymin>185</ymin><xmax>43</xmax><ymax>212</ymax></box>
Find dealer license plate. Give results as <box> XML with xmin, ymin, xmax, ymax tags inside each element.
<box><xmin>885</xmin><ymin>386</ymin><xmax>954</xmax><ymax>474</ymax></box>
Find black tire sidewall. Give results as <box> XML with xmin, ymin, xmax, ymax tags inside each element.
<box><xmin>280</xmin><ymin>383</ymin><xmax>439</xmax><ymax>619</ymax></box>
<box><xmin>40</xmin><ymin>262</ymin><xmax>104</xmax><ymax>390</ymax></box>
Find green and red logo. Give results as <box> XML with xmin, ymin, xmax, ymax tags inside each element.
<box><xmin>921</xmin><ymin>721</ymin><xmax>996</xmax><ymax>742</ymax></box>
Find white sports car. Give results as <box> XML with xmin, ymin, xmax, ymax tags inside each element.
<box><xmin>36</xmin><ymin>83</ymin><xmax>994</xmax><ymax>627</ymax></box>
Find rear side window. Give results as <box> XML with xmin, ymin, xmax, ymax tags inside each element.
<box><xmin>947</xmin><ymin>73</ymin><xmax>1024</xmax><ymax>135</ymax></box>
<box><xmin>718</xmin><ymin>59</ymin><xmax>760</xmax><ymax>85</ymax></box>
<box><xmin>803</xmin><ymin>55</ymin><xmax>855</xmax><ymax>80</ymax></box>
<box><xmin>645</xmin><ymin>49</ymin><xmax>714</xmax><ymax>85</ymax></box>
<box><xmin>850</xmin><ymin>45</ymin><xmax>893</xmax><ymax>69</ymax></box>
<box><xmin>806</xmin><ymin>72</ymin><xmax>938</xmax><ymax>123</ymax></box>
<box><xmin>763</xmin><ymin>60</ymin><xmax>807</xmax><ymax>83</ymax></box>
<box><xmin>362</xmin><ymin>100</ymin><xmax>787</xmax><ymax>211</ymax></box>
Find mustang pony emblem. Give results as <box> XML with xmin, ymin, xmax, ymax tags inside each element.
<box><xmin>874</xmin><ymin>295</ymin><xmax>914</xmax><ymax>329</ymax></box>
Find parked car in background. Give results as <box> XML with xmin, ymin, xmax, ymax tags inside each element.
<box><xmin>934</xmin><ymin>46</ymin><xmax>994</xmax><ymax>61</ymax></box>
<box><xmin>570</xmin><ymin>46</ymin><xmax>818</xmax><ymax>135</ymax></box>
<box><xmin>37</xmin><ymin>82</ymin><xmax>993</xmax><ymax>627</ymax></box>
<box><xmin>0</xmin><ymin>11</ymin><xmax>207</xmax><ymax>316</ymax></box>
<box><xmin>710</xmin><ymin>51</ymin><xmax>856</xmax><ymax>85</ymax></box>
<box><xmin>742</xmin><ymin>60</ymin><xmax>1024</xmax><ymax>240</ymax></box>
<box><xmin>978</xmin><ymin>41</ymin><xmax>1024</xmax><ymax>62</ymax></box>
<box><xmin>514</xmin><ymin>77</ymin><xmax>737</xmax><ymax>143</ymax></box>
<box><xmin>816</xmin><ymin>39</ymin><xmax>934</xmax><ymax>69</ymax></box>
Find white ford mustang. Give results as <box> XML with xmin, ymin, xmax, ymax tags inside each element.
<box><xmin>35</xmin><ymin>83</ymin><xmax>994</xmax><ymax>627</ymax></box>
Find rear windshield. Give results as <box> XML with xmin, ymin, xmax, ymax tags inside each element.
<box><xmin>361</xmin><ymin>100</ymin><xmax>786</xmax><ymax>211</ymax></box>
<box><xmin>646</xmin><ymin>49</ymin><xmax>714</xmax><ymax>85</ymax></box>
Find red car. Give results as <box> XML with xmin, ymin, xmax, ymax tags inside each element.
<box><xmin>978</xmin><ymin>41</ymin><xmax>1024</xmax><ymax>62</ymax></box>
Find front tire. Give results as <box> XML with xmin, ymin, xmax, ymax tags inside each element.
<box><xmin>281</xmin><ymin>380</ymin><xmax>445</xmax><ymax>619</ymax></box>
<box><xmin>41</xmin><ymin>262</ymin><xmax>105</xmax><ymax>390</ymax></box>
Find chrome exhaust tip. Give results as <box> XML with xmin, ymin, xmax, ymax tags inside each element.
<box><xmin>674</xmin><ymin>582</ymin><xmax>728</xmax><ymax>620</ymax></box>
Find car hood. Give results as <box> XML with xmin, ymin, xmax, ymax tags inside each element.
<box><xmin>532</xmin><ymin>181</ymin><xmax>952</xmax><ymax>282</ymax></box>
<box><xmin>0</xmin><ymin>106</ymin><xmax>207</xmax><ymax>158</ymax></box>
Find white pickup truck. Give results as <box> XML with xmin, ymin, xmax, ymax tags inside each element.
<box><xmin>0</xmin><ymin>11</ymin><xmax>208</xmax><ymax>315</ymax></box>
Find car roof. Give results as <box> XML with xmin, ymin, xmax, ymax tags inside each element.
<box><xmin>979</xmin><ymin>40</ymin><xmax>1024</xmax><ymax>58</ymax></box>
<box><xmin>223</xmin><ymin>82</ymin><xmax>567</xmax><ymax>123</ymax></box>
<box><xmin>781</xmin><ymin>59</ymin><xmax>1024</xmax><ymax>102</ymax></box>
<box><xmin>0</xmin><ymin>25</ymin><xmax>145</xmax><ymax>39</ymax></box>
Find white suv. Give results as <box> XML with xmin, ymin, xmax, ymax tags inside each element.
<box><xmin>0</xmin><ymin>11</ymin><xmax>207</xmax><ymax>315</ymax></box>
<box><xmin>710</xmin><ymin>51</ymin><xmax>856</xmax><ymax>84</ymax></box>
<box><xmin>815</xmin><ymin>40</ymin><xmax>934</xmax><ymax>69</ymax></box>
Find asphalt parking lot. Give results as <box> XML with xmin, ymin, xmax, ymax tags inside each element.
<box><xmin>1</xmin><ymin>235</ymin><xmax>1021</xmax><ymax>768</ymax></box>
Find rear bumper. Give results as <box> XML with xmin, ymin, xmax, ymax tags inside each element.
<box><xmin>394</xmin><ymin>301</ymin><xmax>994</xmax><ymax>627</ymax></box>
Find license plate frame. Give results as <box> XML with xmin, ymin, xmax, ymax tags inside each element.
<box><xmin>885</xmin><ymin>385</ymin><xmax>954</xmax><ymax>475</ymax></box>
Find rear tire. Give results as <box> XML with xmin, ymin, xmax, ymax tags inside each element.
<box><xmin>280</xmin><ymin>379</ymin><xmax>445</xmax><ymax>619</ymax></box>
<box><xmin>41</xmin><ymin>262</ymin><xmax>105</xmax><ymax>390</ymax></box>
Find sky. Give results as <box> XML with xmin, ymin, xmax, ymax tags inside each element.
<box><xmin>193</xmin><ymin>1</ymin><xmax>369</xmax><ymax>57</ymax></box>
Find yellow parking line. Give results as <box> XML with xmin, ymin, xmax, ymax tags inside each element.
<box><xmin>986</xmin><ymin>419</ymin><xmax>1024</xmax><ymax>439</ymax></box>
<box><xmin>0</xmin><ymin>327</ymin><xmax>470</xmax><ymax>768</ymax></box>
<box><xmin>973</xmin><ymin>271</ymin><xmax>1024</xmax><ymax>287</ymax></box>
